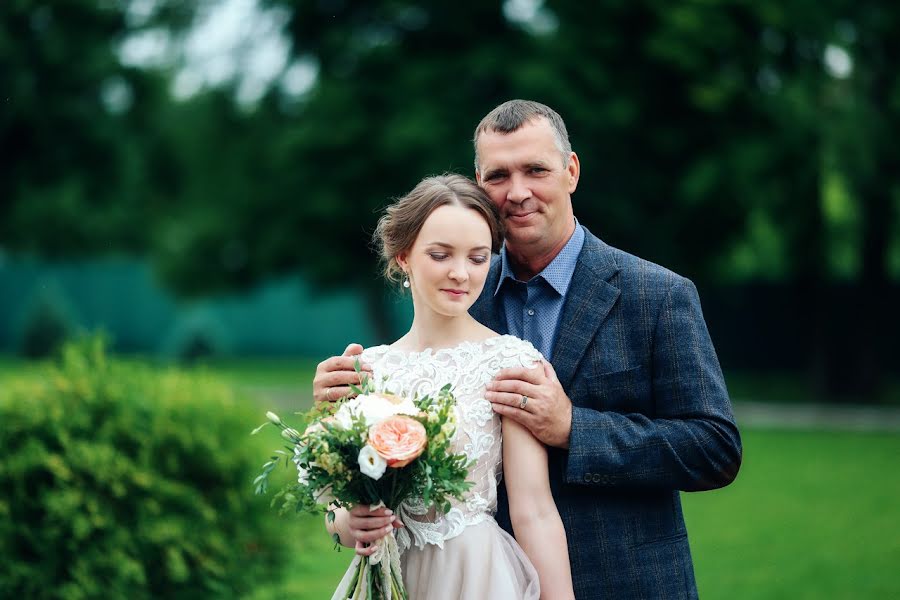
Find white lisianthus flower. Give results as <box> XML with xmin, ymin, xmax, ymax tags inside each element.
<box><xmin>292</xmin><ymin>445</ymin><xmax>310</xmax><ymax>485</ymax></box>
<box><xmin>358</xmin><ymin>444</ymin><xmax>387</xmax><ymax>480</ymax></box>
<box><xmin>334</xmin><ymin>393</ymin><xmax>419</xmax><ymax>429</ymax></box>
<box><xmin>293</xmin><ymin>446</ymin><xmax>334</xmax><ymax>503</ymax></box>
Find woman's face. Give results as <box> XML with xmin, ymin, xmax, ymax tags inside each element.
<box><xmin>399</xmin><ymin>204</ymin><xmax>493</xmax><ymax>319</ymax></box>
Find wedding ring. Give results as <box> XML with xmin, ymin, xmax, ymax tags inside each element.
<box><xmin>519</xmin><ymin>395</ymin><xmax>528</xmax><ymax>409</ymax></box>
<box><xmin>325</xmin><ymin>387</ymin><xmax>333</xmax><ymax>401</ymax></box>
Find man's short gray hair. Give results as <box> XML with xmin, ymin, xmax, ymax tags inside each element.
<box><xmin>472</xmin><ymin>99</ymin><xmax>572</xmax><ymax>171</ymax></box>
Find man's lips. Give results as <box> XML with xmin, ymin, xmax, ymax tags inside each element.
<box><xmin>506</xmin><ymin>211</ymin><xmax>536</xmax><ymax>222</ymax></box>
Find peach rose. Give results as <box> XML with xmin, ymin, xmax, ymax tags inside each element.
<box><xmin>368</xmin><ymin>415</ymin><xmax>427</xmax><ymax>468</ymax></box>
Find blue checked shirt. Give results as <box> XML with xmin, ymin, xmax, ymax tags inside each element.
<box><xmin>494</xmin><ymin>221</ymin><xmax>585</xmax><ymax>360</ymax></box>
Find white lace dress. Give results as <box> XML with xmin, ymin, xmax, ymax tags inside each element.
<box><xmin>339</xmin><ymin>335</ymin><xmax>544</xmax><ymax>599</ymax></box>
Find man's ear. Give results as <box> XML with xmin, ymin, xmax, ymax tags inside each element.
<box><xmin>474</xmin><ymin>170</ymin><xmax>482</xmax><ymax>186</ymax></box>
<box><xmin>566</xmin><ymin>152</ymin><xmax>580</xmax><ymax>194</ymax></box>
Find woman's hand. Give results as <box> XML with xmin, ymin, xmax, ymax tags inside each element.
<box><xmin>347</xmin><ymin>504</ymin><xmax>404</xmax><ymax>557</ymax></box>
<box><xmin>313</xmin><ymin>343</ymin><xmax>372</xmax><ymax>403</ymax></box>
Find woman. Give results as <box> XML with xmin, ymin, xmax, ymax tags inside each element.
<box><xmin>326</xmin><ymin>174</ymin><xmax>575</xmax><ymax>599</ymax></box>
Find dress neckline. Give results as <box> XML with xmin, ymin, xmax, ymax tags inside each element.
<box><xmin>373</xmin><ymin>334</ymin><xmax>512</xmax><ymax>358</ymax></box>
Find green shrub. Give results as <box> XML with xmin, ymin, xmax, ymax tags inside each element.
<box><xmin>0</xmin><ymin>336</ymin><xmax>291</xmax><ymax>599</ymax></box>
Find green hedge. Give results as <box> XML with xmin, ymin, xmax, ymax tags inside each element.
<box><xmin>0</xmin><ymin>337</ymin><xmax>291</xmax><ymax>599</ymax></box>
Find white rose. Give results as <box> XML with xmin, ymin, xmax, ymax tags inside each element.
<box><xmin>334</xmin><ymin>393</ymin><xmax>419</xmax><ymax>429</ymax></box>
<box><xmin>358</xmin><ymin>444</ymin><xmax>387</xmax><ymax>480</ymax></box>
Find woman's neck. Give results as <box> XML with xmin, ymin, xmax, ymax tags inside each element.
<box><xmin>397</xmin><ymin>303</ymin><xmax>487</xmax><ymax>352</ymax></box>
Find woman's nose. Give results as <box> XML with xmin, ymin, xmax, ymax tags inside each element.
<box><xmin>449</xmin><ymin>263</ymin><xmax>469</xmax><ymax>282</ymax></box>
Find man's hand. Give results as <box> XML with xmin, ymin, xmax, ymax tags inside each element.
<box><xmin>313</xmin><ymin>343</ymin><xmax>372</xmax><ymax>403</ymax></box>
<box><xmin>485</xmin><ymin>360</ymin><xmax>573</xmax><ymax>448</ymax></box>
<box><xmin>348</xmin><ymin>504</ymin><xmax>403</xmax><ymax>557</ymax></box>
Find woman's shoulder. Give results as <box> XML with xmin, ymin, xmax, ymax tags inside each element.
<box><xmin>360</xmin><ymin>344</ymin><xmax>392</xmax><ymax>364</ymax></box>
<box><xmin>483</xmin><ymin>335</ymin><xmax>544</xmax><ymax>365</ymax></box>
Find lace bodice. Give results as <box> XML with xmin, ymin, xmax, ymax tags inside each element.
<box><xmin>360</xmin><ymin>335</ymin><xmax>543</xmax><ymax>553</ymax></box>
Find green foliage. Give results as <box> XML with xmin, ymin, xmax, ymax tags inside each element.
<box><xmin>0</xmin><ymin>336</ymin><xmax>291</xmax><ymax>599</ymax></box>
<box><xmin>4</xmin><ymin>0</ymin><xmax>899</xmax><ymax>396</ymax></box>
<box><xmin>0</xmin><ymin>1</ymin><xmax>191</xmax><ymax>256</ymax></box>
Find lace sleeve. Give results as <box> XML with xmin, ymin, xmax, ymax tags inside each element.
<box><xmin>492</xmin><ymin>335</ymin><xmax>544</xmax><ymax>371</ymax></box>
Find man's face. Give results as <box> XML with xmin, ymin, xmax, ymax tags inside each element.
<box><xmin>475</xmin><ymin>118</ymin><xmax>579</xmax><ymax>252</ymax></box>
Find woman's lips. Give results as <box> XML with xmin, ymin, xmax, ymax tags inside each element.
<box><xmin>441</xmin><ymin>289</ymin><xmax>467</xmax><ymax>298</ymax></box>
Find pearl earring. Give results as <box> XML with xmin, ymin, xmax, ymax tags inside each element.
<box><xmin>403</xmin><ymin>277</ymin><xmax>410</xmax><ymax>288</ymax></box>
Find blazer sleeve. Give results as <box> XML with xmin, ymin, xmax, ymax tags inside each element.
<box><xmin>564</xmin><ymin>277</ymin><xmax>742</xmax><ymax>491</ymax></box>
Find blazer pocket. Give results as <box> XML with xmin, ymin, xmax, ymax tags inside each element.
<box><xmin>629</xmin><ymin>531</ymin><xmax>688</xmax><ymax>550</ymax></box>
<box><xmin>589</xmin><ymin>365</ymin><xmax>651</xmax><ymax>414</ymax></box>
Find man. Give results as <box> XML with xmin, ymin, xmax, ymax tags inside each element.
<box><xmin>314</xmin><ymin>100</ymin><xmax>742</xmax><ymax>598</ymax></box>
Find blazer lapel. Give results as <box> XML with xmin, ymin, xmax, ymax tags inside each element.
<box><xmin>551</xmin><ymin>229</ymin><xmax>621</xmax><ymax>391</ymax></box>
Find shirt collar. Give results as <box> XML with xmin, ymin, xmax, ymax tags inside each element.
<box><xmin>494</xmin><ymin>219</ymin><xmax>585</xmax><ymax>296</ymax></box>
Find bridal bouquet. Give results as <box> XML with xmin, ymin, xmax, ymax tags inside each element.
<box><xmin>254</xmin><ymin>381</ymin><xmax>471</xmax><ymax>600</ymax></box>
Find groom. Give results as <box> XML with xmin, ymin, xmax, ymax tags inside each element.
<box><xmin>314</xmin><ymin>100</ymin><xmax>741</xmax><ymax>598</ymax></box>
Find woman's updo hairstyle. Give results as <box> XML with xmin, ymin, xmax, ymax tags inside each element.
<box><xmin>374</xmin><ymin>174</ymin><xmax>504</xmax><ymax>286</ymax></box>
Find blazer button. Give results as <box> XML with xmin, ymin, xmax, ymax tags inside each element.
<box><xmin>592</xmin><ymin>474</ymin><xmax>602</xmax><ymax>483</ymax></box>
<box><xmin>583</xmin><ymin>473</ymin><xmax>593</xmax><ymax>483</ymax></box>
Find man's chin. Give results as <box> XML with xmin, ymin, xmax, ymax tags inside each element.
<box><xmin>505</xmin><ymin>228</ymin><xmax>542</xmax><ymax>247</ymax></box>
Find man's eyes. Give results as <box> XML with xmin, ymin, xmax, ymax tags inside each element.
<box><xmin>484</xmin><ymin>168</ymin><xmax>547</xmax><ymax>180</ymax></box>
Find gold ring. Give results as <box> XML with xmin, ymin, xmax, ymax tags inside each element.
<box><xmin>325</xmin><ymin>387</ymin><xmax>333</xmax><ymax>401</ymax></box>
<box><xmin>519</xmin><ymin>395</ymin><xmax>528</xmax><ymax>409</ymax></box>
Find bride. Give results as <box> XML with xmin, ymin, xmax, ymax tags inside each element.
<box><xmin>321</xmin><ymin>174</ymin><xmax>575</xmax><ymax>599</ymax></box>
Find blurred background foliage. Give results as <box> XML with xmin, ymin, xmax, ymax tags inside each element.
<box><xmin>3</xmin><ymin>0</ymin><xmax>898</xmax><ymax>402</ymax></box>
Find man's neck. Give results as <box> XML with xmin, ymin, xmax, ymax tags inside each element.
<box><xmin>507</xmin><ymin>221</ymin><xmax>577</xmax><ymax>281</ymax></box>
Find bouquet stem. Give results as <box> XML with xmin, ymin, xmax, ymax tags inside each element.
<box><xmin>339</xmin><ymin>533</ymin><xmax>407</xmax><ymax>600</ymax></box>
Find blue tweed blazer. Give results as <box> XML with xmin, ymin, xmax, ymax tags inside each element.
<box><xmin>469</xmin><ymin>225</ymin><xmax>742</xmax><ymax>599</ymax></box>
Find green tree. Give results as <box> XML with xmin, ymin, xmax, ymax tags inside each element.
<box><xmin>0</xmin><ymin>0</ymin><xmax>191</xmax><ymax>255</ymax></box>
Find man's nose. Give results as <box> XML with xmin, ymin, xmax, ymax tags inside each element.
<box><xmin>507</xmin><ymin>174</ymin><xmax>531</xmax><ymax>203</ymax></box>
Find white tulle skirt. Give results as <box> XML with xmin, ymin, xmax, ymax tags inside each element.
<box><xmin>331</xmin><ymin>519</ymin><xmax>540</xmax><ymax>599</ymax></box>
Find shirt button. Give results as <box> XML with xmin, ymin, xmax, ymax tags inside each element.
<box><xmin>583</xmin><ymin>473</ymin><xmax>593</xmax><ymax>483</ymax></box>
<box><xmin>527</xmin><ymin>309</ymin><xmax>535</xmax><ymax>316</ymax></box>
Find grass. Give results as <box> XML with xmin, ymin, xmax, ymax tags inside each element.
<box><xmin>684</xmin><ymin>429</ymin><xmax>900</xmax><ymax>599</ymax></box>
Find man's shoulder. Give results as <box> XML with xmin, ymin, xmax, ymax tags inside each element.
<box><xmin>582</xmin><ymin>229</ymin><xmax>690</xmax><ymax>291</ymax></box>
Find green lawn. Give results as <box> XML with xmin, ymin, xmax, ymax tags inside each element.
<box><xmin>684</xmin><ymin>429</ymin><xmax>900</xmax><ymax>599</ymax></box>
